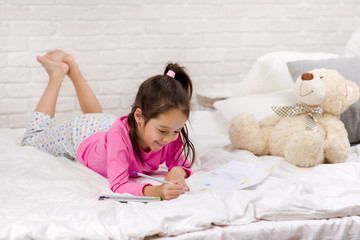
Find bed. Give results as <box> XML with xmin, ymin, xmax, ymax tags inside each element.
<box><xmin>2</xmin><ymin>52</ymin><xmax>360</xmax><ymax>240</ymax></box>
<box><xmin>1</xmin><ymin>109</ymin><xmax>360</xmax><ymax>240</ymax></box>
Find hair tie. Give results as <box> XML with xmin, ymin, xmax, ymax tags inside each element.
<box><xmin>166</xmin><ymin>70</ymin><xmax>175</xmax><ymax>78</ymax></box>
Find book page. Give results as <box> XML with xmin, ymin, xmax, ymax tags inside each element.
<box><xmin>188</xmin><ymin>161</ymin><xmax>273</xmax><ymax>192</ymax></box>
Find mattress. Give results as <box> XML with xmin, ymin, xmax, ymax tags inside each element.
<box><xmin>1</xmin><ymin>110</ymin><xmax>360</xmax><ymax>240</ymax></box>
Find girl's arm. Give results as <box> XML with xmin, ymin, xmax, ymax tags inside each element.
<box><xmin>165</xmin><ymin>166</ymin><xmax>189</xmax><ymax>189</ymax></box>
<box><xmin>165</xmin><ymin>137</ymin><xmax>192</xmax><ymax>179</ymax></box>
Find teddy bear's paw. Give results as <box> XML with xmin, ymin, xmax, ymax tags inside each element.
<box><xmin>284</xmin><ymin>131</ymin><xmax>324</xmax><ymax>167</ymax></box>
<box><xmin>228</xmin><ymin>113</ymin><xmax>268</xmax><ymax>155</ymax></box>
<box><xmin>324</xmin><ymin>136</ymin><xmax>350</xmax><ymax>163</ymax></box>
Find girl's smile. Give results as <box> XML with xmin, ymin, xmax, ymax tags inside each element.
<box><xmin>154</xmin><ymin>140</ymin><xmax>165</xmax><ymax>149</ymax></box>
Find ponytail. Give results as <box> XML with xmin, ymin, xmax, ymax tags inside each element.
<box><xmin>164</xmin><ymin>63</ymin><xmax>193</xmax><ymax>100</ymax></box>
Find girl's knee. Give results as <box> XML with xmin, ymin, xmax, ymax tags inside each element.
<box><xmin>20</xmin><ymin>136</ymin><xmax>35</xmax><ymax>147</ymax></box>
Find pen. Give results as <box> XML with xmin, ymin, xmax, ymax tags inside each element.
<box><xmin>99</xmin><ymin>195</ymin><xmax>161</xmax><ymax>203</ymax></box>
<box><xmin>132</xmin><ymin>171</ymin><xmax>189</xmax><ymax>191</ymax></box>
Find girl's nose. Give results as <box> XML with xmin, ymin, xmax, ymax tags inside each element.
<box><xmin>163</xmin><ymin>134</ymin><xmax>177</xmax><ymax>143</ymax></box>
<box><xmin>162</xmin><ymin>136</ymin><xmax>170</xmax><ymax>143</ymax></box>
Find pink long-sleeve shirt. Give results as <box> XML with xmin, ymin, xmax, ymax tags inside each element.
<box><xmin>76</xmin><ymin>115</ymin><xmax>192</xmax><ymax>196</ymax></box>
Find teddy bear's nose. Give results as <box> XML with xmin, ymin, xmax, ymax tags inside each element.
<box><xmin>301</xmin><ymin>73</ymin><xmax>314</xmax><ymax>81</ymax></box>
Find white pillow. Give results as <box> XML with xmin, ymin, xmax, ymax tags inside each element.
<box><xmin>343</xmin><ymin>28</ymin><xmax>360</xmax><ymax>57</ymax></box>
<box><xmin>232</xmin><ymin>51</ymin><xmax>339</xmax><ymax>97</ymax></box>
<box><xmin>214</xmin><ymin>88</ymin><xmax>297</xmax><ymax>122</ymax></box>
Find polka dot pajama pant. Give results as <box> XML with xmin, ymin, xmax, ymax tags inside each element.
<box><xmin>21</xmin><ymin>112</ymin><xmax>117</xmax><ymax>160</ymax></box>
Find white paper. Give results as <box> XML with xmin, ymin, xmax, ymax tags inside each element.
<box><xmin>188</xmin><ymin>161</ymin><xmax>273</xmax><ymax>192</ymax></box>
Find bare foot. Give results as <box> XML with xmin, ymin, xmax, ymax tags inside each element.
<box><xmin>37</xmin><ymin>55</ymin><xmax>69</xmax><ymax>80</ymax></box>
<box><xmin>44</xmin><ymin>50</ymin><xmax>77</xmax><ymax>77</ymax></box>
<box><xmin>46</xmin><ymin>49</ymin><xmax>68</xmax><ymax>62</ymax></box>
<box><xmin>62</xmin><ymin>53</ymin><xmax>81</xmax><ymax>81</ymax></box>
<box><xmin>45</xmin><ymin>49</ymin><xmax>76</xmax><ymax>66</ymax></box>
<box><xmin>63</xmin><ymin>54</ymin><xmax>76</xmax><ymax>65</ymax></box>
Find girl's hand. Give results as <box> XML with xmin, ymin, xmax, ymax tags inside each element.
<box><xmin>143</xmin><ymin>167</ymin><xmax>190</xmax><ymax>200</ymax></box>
<box><xmin>159</xmin><ymin>180</ymin><xmax>185</xmax><ymax>200</ymax></box>
<box><xmin>165</xmin><ymin>167</ymin><xmax>190</xmax><ymax>191</ymax></box>
<box><xmin>143</xmin><ymin>181</ymin><xmax>185</xmax><ymax>200</ymax></box>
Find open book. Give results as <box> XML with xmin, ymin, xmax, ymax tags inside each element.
<box><xmin>188</xmin><ymin>161</ymin><xmax>273</xmax><ymax>192</ymax></box>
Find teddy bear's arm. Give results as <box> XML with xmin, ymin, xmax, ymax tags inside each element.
<box><xmin>320</xmin><ymin>115</ymin><xmax>350</xmax><ymax>163</ymax></box>
<box><xmin>259</xmin><ymin>114</ymin><xmax>282</xmax><ymax>127</ymax></box>
<box><xmin>229</xmin><ymin>113</ymin><xmax>281</xmax><ymax>155</ymax></box>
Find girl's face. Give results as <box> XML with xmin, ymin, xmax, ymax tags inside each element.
<box><xmin>135</xmin><ymin>108</ymin><xmax>187</xmax><ymax>152</ymax></box>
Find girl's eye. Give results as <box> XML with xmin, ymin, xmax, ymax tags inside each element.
<box><xmin>159</xmin><ymin>130</ymin><xmax>167</xmax><ymax>134</ymax></box>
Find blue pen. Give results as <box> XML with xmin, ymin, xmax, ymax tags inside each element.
<box><xmin>132</xmin><ymin>171</ymin><xmax>189</xmax><ymax>191</ymax></box>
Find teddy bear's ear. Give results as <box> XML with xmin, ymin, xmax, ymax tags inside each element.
<box><xmin>343</xmin><ymin>80</ymin><xmax>360</xmax><ymax>109</ymax></box>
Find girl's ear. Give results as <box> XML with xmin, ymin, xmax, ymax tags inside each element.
<box><xmin>134</xmin><ymin>108</ymin><xmax>144</xmax><ymax>126</ymax></box>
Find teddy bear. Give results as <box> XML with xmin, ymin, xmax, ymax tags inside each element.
<box><xmin>228</xmin><ymin>68</ymin><xmax>359</xmax><ymax>167</ymax></box>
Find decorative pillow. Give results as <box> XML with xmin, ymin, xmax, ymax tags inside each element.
<box><xmin>231</xmin><ymin>51</ymin><xmax>339</xmax><ymax>97</ymax></box>
<box><xmin>286</xmin><ymin>57</ymin><xmax>360</xmax><ymax>143</ymax></box>
<box><xmin>287</xmin><ymin>57</ymin><xmax>360</xmax><ymax>83</ymax></box>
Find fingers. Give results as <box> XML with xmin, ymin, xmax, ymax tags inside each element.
<box><xmin>163</xmin><ymin>190</ymin><xmax>184</xmax><ymax>200</ymax></box>
<box><xmin>161</xmin><ymin>183</ymin><xmax>185</xmax><ymax>200</ymax></box>
<box><xmin>183</xmin><ymin>182</ymin><xmax>190</xmax><ymax>191</ymax></box>
<box><xmin>166</xmin><ymin>183</ymin><xmax>185</xmax><ymax>193</ymax></box>
<box><xmin>160</xmin><ymin>178</ymin><xmax>191</xmax><ymax>200</ymax></box>
<box><xmin>169</xmin><ymin>179</ymin><xmax>190</xmax><ymax>192</ymax></box>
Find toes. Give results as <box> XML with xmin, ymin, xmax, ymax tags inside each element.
<box><xmin>36</xmin><ymin>55</ymin><xmax>54</xmax><ymax>67</ymax></box>
<box><xmin>63</xmin><ymin>54</ymin><xmax>74</xmax><ymax>64</ymax></box>
<box><xmin>45</xmin><ymin>51</ymin><xmax>54</xmax><ymax>58</ymax></box>
<box><xmin>40</xmin><ymin>56</ymin><xmax>51</xmax><ymax>63</ymax></box>
<box><xmin>48</xmin><ymin>49</ymin><xmax>67</xmax><ymax>61</ymax></box>
<box><xmin>36</xmin><ymin>56</ymin><xmax>45</xmax><ymax>63</ymax></box>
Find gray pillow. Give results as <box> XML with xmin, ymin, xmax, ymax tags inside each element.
<box><xmin>286</xmin><ymin>57</ymin><xmax>360</xmax><ymax>144</ymax></box>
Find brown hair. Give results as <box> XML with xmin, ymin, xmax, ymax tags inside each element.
<box><xmin>127</xmin><ymin>63</ymin><xmax>195</xmax><ymax>166</ymax></box>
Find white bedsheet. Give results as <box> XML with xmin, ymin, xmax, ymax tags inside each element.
<box><xmin>151</xmin><ymin>216</ymin><xmax>360</xmax><ymax>240</ymax></box>
<box><xmin>1</xmin><ymin>111</ymin><xmax>360</xmax><ymax>240</ymax></box>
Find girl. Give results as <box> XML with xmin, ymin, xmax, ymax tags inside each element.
<box><xmin>21</xmin><ymin>50</ymin><xmax>195</xmax><ymax>200</ymax></box>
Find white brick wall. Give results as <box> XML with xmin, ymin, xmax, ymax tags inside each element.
<box><xmin>0</xmin><ymin>0</ymin><xmax>360</xmax><ymax>128</ymax></box>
